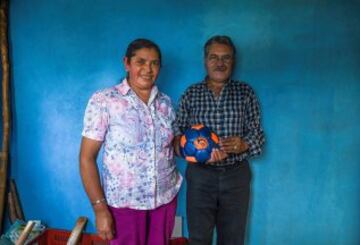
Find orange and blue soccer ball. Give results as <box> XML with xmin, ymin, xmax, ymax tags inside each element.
<box><xmin>180</xmin><ymin>124</ymin><xmax>220</xmax><ymax>163</ymax></box>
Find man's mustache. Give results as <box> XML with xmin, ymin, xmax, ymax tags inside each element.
<box><xmin>214</xmin><ymin>66</ymin><xmax>227</xmax><ymax>71</ymax></box>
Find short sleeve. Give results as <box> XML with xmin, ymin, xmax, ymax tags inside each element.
<box><xmin>81</xmin><ymin>92</ymin><xmax>109</xmax><ymax>141</ymax></box>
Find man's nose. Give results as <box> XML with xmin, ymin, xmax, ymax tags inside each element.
<box><xmin>216</xmin><ymin>57</ymin><xmax>225</xmax><ymax>65</ymax></box>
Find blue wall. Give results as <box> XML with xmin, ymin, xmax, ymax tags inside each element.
<box><xmin>7</xmin><ymin>0</ymin><xmax>360</xmax><ymax>244</ymax></box>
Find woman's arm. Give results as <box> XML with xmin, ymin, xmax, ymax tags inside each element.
<box><xmin>79</xmin><ymin>137</ymin><xmax>114</xmax><ymax>241</ymax></box>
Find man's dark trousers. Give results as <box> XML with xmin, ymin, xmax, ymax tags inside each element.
<box><xmin>186</xmin><ymin>161</ymin><xmax>251</xmax><ymax>245</ymax></box>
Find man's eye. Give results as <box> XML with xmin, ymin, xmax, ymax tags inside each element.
<box><xmin>222</xmin><ymin>55</ymin><xmax>232</xmax><ymax>62</ymax></box>
<box><xmin>209</xmin><ymin>56</ymin><xmax>218</xmax><ymax>61</ymax></box>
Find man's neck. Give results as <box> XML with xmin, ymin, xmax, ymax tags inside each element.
<box><xmin>206</xmin><ymin>78</ymin><xmax>229</xmax><ymax>97</ymax></box>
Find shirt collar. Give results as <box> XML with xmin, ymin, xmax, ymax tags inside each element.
<box><xmin>116</xmin><ymin>78</ymin><xmax>131</xmax><ymax>95</ymax></box>
<box><xmin>116</xmin><ymin>78</ymin><xmax>159</xmax><ymax>105</ymax></box>
<box><xmin>202</xmin><ymin>77</ymin><xmax>233</xmax><ymax>89</ymax></box>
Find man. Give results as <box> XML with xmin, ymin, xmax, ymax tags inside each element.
<box><xmin>174</xmin><ymin>35</ymin><xmax>265</xmax><ymax>244</ymax></box>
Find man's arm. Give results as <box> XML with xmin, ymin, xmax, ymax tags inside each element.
<box><xmin>79</xmin><ymin>137</ymin><xmax>114</xmax><ymax>241</ymax></box>
<box><xmin>241</xmin><ymin>86</ymin><xmax>265</xmax><ymax>157</ymax></box>
<box><xmin>220</xmin><ymin>86</ymin><xmax>264</xmax><ymax>157</ymax></box>
<box><xmin>172</xmin><ymin>90</ymin><xmax>190</xmax><ymax>158</ymax></box>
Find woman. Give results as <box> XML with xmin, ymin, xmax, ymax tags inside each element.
<box><xmin>79</xmin><ymin>39</ymin><xmax>182</xmax><ymax>245</ymax></box>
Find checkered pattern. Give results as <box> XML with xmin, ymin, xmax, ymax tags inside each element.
<box><xmin>174</xmin><ymin>79</ymin><xmax>265</xmax><ymax>166</ymax></box>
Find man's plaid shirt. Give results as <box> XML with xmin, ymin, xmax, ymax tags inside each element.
<box><xmin>174</xmin><ymin>79</ymin><xmax>265</xmax><ymax>166</ymax></box>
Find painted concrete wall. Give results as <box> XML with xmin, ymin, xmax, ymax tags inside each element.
<box><xmin>6</xmin><ymin>0</ymin><xmax>360</xmax><ymax>244</ymax></box>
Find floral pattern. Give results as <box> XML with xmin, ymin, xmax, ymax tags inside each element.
<box><xmin>82</xmin><ymin>79</ymin><xmax>182</xmax><ymax>209</ymax></box>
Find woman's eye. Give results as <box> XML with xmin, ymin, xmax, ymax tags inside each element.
<box><xmin>136</xmin><ymin>59</ymin><xmax>145</xmax><ymax>65</ymax></box>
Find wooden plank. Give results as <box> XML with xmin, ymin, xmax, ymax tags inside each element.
<box><xmin>7</xmin><ymin>190</ymin><xmax>17</xmax><ymax>223</ymax></box>
<box><xmin>0</xmin><ymin>0</ymin><xmax>10</xmax><ymax>233</ymax></box>
<box><xmin>10</xmin><ymin>179</ymin><xmax>24</xmax><ymax>220</ymax></box>
<box><xmin>0</xmin><ymin>154</ymin><xmax>8</xmax><ymax>232</ymax></box>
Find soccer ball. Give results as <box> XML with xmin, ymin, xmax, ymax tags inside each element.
<box><xmin>180</xmin><ymin>124</ymin><xmax>220</xmax><ymax>163</ymax></box>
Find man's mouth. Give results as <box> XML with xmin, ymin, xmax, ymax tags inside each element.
<box><xmin>214</xmin><ymin>67</ymin><xmax>226</xmax><ymax>72</ymax></box>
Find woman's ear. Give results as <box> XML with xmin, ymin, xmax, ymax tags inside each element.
<box><xmin>123</xmin><ymin>57</ymin><xmax>130</xmax><ymax>71</ymax></box>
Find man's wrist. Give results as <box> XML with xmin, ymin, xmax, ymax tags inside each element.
<box><xmin>239</xmin><ymin>138</ymin><xmax>249</xmax><ymax>152</ymax></box>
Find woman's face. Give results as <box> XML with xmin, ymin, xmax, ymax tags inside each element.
<box><xmin>124</xmin><ymin>48</ymin><xmax>160</xmax><ymax>91</ymax></box>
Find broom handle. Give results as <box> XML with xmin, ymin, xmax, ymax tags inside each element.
<box><xmin>15</xmin><ymin>221</ymin><xmax>35</xmax><ymax>245</ymax></box>
<box><xmin>67</xmin><ymin>216</ymin><xmax>88</xmax><ymax>245</ymax></box>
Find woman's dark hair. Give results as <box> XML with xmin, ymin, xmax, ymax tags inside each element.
<box><xmin>125</xmin><ymin>38</ymin><xmax>162</xmax><ymax>65</ymax></box>
<box><xmin>204</xmin><ymin>35</ymin><xmax>236</xmax><ymax>58</ymax></box>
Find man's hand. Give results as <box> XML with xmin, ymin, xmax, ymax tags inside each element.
<box><xmin>207</xmin><ymin>148</ymin><xmax>228</xmax><ymax>163</ymax></box>
<box><xmin>220</xmin><ymin>136</ymin><xmax>249</xmax><ymax>154</ymax></box>
<box><xmin>94</xmin><ymin>205</ymin><xmax>114</xmax><ymax>241</ymax></box>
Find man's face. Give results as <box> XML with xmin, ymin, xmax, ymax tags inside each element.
<box><xmin>205</xmin><ymin>43</ymin><xmax>234</xmax><ymax>84</ymax></box>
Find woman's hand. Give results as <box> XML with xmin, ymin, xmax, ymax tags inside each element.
<box><xmin>94</xmin><ymin>205</ymin><xmax>114</xmax><ymax>241</ymax></box>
